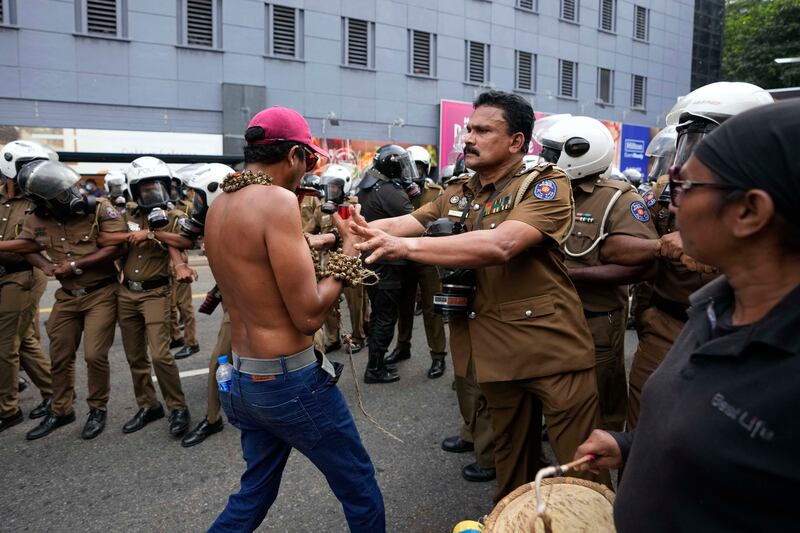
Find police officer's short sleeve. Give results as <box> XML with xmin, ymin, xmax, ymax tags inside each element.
<box><xmin>505</xmin><ymin>171</ymin><xmax>573</xmax><ymax>243</ymax></box>
<box><xmin>411</xmin><ymin>191</ymin><xmax>449</xmax><ymax>227</ymax></box>
<box><xmin>166</xmin><ymin>209</ymin><xmax>187</xmax><ymax>235</ymax></box>
<box><xmin>608</xmin><ymin>190</ymin><xmax>659</xmax><ymax>240</ymax></box>
<box><xmin>98</xmin><ymin>200</ymin><xmax>126</xmax><ymax>232</ymax></box>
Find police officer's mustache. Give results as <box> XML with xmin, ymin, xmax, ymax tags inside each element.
<box><xmin>464</xmin><ymin>146</ymin><xmax>480</xmax><ymax>156</ymax></box>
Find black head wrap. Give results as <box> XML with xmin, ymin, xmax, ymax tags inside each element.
<box><xmin>693</xmin><ymin>99</ymin><xmax>800</xmax><ymax>227</ymax></box>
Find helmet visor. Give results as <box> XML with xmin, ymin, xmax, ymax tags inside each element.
<box><xmin>18</xmin><ymin>160</ymin><xmax>80</xmax><ymax>200</ymax></box>
<box><xmin>321</xmin><ymin>177</ymin><xmax>346</xmax><ymax>205</ymax></box>
<box><xmin>394</xmin><ymin>151</ymin><xmax>420</xmax><ymax>183</ymax></box>
<box><xmin>135</xmin><ymin>180</ymin><xmax>171</xmax><ymax>209</ymax></box>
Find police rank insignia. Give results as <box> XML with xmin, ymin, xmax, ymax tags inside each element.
<box><xmin>533</xmin><ymin>180</ymin><xmax>557</xmax><ymax>201</ymax></box>
<box><xmin>458</xmin><ymin>197</ymin><xmax>469</xmax><ymax>210</ymax></box>
<box><xmin>575</xmin><ymin>212</ymin><xmax>594</xmax><ymax>223</ymax></box>
<box><xmin>483</xmin><ymin>194</ymin><xmax>514</xmax><ymax>216</ymax></box>
<box><xmin>105</xmin><ymin>206</ymin><xmax>118</xmax><ymax>219</ymax></box>
<box><xmin>630</xmin><ymin>201</ymin><xmax>651</xmax><ymax>222</ymax></box>
<box><xmin>643</xmin><ymin>190</ymin><xmax>657</xmax><ymax>208</ymax></box>
<box><xmin>127</xmin><ymin>221</ymin><xmax>141</xmax><ymax>232</ymax></box>
<box><xmin>449</xmin><ymin>195</ymin><xmax>460</xmax><ymax>205</ymax></box>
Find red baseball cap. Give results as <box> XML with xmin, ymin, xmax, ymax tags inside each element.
<box><xmin>246</xmin><ymin>106</ymin><xmax>329</xmax><ymax>158</ymax></box>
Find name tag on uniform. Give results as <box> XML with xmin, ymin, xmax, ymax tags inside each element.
<box><xmin>447</xmin><ymin>209</ymin><xmax>463</xmax><ymax>217</ymax></box>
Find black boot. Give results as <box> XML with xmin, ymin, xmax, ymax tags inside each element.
<box><xmin>385</xmin><ymin>346</ymin><xmax>411</xmax><ymax>365</ymax></box>
<box><xmin>29</xmin><ymin>398</ymin><xmax>52</xmax><ymax>419</ymax></box>
<box><xmin>81</xmin><ymin>409</ymin><xmax>106</xmax><ymax>440</ymax></box>
<box><xmin>364</xmin><ymin>351</ymin><xmax>399</xmax><ymax>384</ymax></box>
<box><xmin>26</xmin><ymin>412</ymin><xmax>76</xmax><ymax>440</ymax></box>
<box><xmin>181</xmin><ymin>417</ymin><xmax>224</xmax><ymax>448</ymax></box>
<box><xmin>428</xmin><ymin>358</ymin><xmax>446</xmax><ymax>379</ymax></box>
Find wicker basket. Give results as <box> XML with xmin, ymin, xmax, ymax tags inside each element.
<box><xmin>484</xmin><ymin>477</ymin><xmax>616</xmax><ymax>533</ymax></box>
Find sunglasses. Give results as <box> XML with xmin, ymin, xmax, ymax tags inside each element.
<box><xmin>667</xmin><ymin>165</ymin><xmax>739</xmax><ymax>208</ymax></box>
<box><xmin>298</xmin><ymin>145</ymin><xmax>319</xmax><ymax>173</ymax></box>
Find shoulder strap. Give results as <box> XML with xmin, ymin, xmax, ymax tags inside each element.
<box><xmin>564</xmin><ymin>187</ymin><xmax>625</xmax><ymax>258</ymax></box>
<box><xmin>88</xmin><ymin>202</ymin><xmax>103</xmax><ymax>240</ymax></box>
<box><xmin>512</xmin><ymin>162</ymin><xmax>556</xmax><ymax>209</ymax></box>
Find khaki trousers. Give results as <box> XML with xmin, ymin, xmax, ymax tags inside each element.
<box><xmin>118</xmin><ymin>285</ymin><xmax>186</xmax><ymax>411</ymax></box>
<box><xmin>395</xmin><ymin>262</ymin><xmax>447</xmax><ymax>359</ymax></box>
<box><xmin>170</xmin><ymin>280</ymin><xmax>197</xmax><ymax>345</ymax></box>
<box><xmin>586</xmin><ymin>308</ymin><xmax>628</xmax><ymax>431</ymax></box>
<box><xmin>626</xmin><ymin>306</ymin><xmax>684</xmax><ymax>429</ymax></box>
<box><xmin>0</xmin><ymin>270</ymin><xmax>51</xmax><ymax>416</ymax></box>
<box><xmin>323</xmin><ymin>286</ymin><xmax>367</xmax><ymax>345</ymax></box>
<box><xmin>206</xmin><ymin>313</ymin><xmax>231</xmax><ymax>423</ymax></box>
<box><xmin>455</xmin><ymin>354</ymin><xmax>495</xmax><ymax>469</ymax></box>
<box><xmin>481</xmin><ymin>368</ymin><xmax>610</xmax><ymax>503</ymax></box>
<box><xmin>47</xmin><ymin>283</ymin><xmax>117</xmax><ymax>416</ymax></box>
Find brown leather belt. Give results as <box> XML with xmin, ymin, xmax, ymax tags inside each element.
<box><xmin>652</xmin><ymin>293</ymin><xmax>689</xmax><ymax>323</ymax></box>
<box><xmin>583</xmin><ymin>308</ymin><xmax>621</xmax><ymax>319</ymax></box>
<box><xmin>62</xmin><ymin>277</ymin><xmax>117</xmax><ymax>298</ymax></box>
<box><xmin>0</xmin><ymin>262</ymin><xmax>33</xmax><ymax>277</ymax></box>
<box><xmin>124</xmin><ymin>277</ymin><xmax>170</xmax><ymax>292</ymax></box>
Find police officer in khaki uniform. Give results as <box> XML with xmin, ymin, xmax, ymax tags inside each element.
<box><xmin>0</xmin><ymin>142</ymin><xmax>56</xmax><ymax>432</ymax></box>
<box><xmin>1</xmin><ymin>161</ymin><xmax>126</xmax><ymax>440</ymax></box>
<box><xmin>386</xmin><ymin>146</ymin><xmax>448</xmax><ymax>379</ymax></box>
<box><xmin>309</xmin><ymin>165</ymin><xmax>366</xmax><ymax>353</ymax></box>
<box><xmin>352</xmin><ymin>91</ymin><xmax>607</xmax><ymax>502</ymax></box>
<box><xmin>101</xmin><ymin>160</ymin><xmax>192</xmax><ymax>436</ymax></box>
<box><xmin>170</xmin><ymin>189</ymin><xmax>199</xmax><ymax>359</ymax></box>
<box><xmin>540</xmin><ymin>117</ymin><xmax>658</xmax><ymax>431</ymax></box>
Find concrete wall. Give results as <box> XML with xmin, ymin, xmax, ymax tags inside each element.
<box><xmin>0</xmin><ymin>0</ymin><xmax>694</xmax><ymax>145</ymax></box>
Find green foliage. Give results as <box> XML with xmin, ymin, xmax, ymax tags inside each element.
<box><xmin>722</xmin><ymin>0</ymin><xmax>800</xmax><ymax>88</ymax></box>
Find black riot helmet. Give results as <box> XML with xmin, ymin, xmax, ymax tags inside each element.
<box><xmin>373</xmin><ymin>145</ymin><xmax>419</xmax><ymax>183</ymax></box>
<box><xmin>17</xmin><ymin>160</ymin><xmax>96</xmax><ymax>220</ymax></box>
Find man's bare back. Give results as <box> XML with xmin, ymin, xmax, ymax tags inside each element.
<box><xmin>205</xmin><ymin>184</ymin><xmax>314</xmax><ymax>358</ymax></box>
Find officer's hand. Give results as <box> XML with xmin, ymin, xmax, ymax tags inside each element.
<box><xmin>175</xmin><ymin>264</ymin><xmax>198</xmax><ymax>283</ymax></box>
<box><xmin>40</xmin><ymin>263</ymin><xmax>58</xmax><ymax>277</ymax></box>
<box><xmin>574</xmin><ymin>430</ymin><xmax>623</xmax><ymax>474</ymax></box>
<box><xmin>332</xmin><ymin>207</ymin><xmax>361</xmax><ymax>257</ymax></box>
<box><xmin>655</xmin><ymin>231</ymin><xmax>683</xmax><ymax>260</ymax></box>
<box><xmin>680</xmin><ymin>254</ymin><xmax>717</xmax><ymax>274</ymax></box>
<box><xmin>351</xmin><ymin>224</ymin><xmax>408</xmax><ymax>264</ymax></box>
<box><xmin>128</xmin><ymin>230</ymin><xmax>149</xmax><ymax>245</ymax></box>
<box><xmin>53</xmin><ymin>261</ymin><xmax>75</xmax><ymax>280</ymax></box>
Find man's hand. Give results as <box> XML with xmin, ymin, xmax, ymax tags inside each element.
<box><xmin>39</xmin><ymin>262</ymin><xmax>58</xmax><ymax>277</ymax></box>
<box><xmin>574</xmin><ymin>430</ymin><xmax>623</xmax><ymax>474</ymax></box>
<box><xmin>53</xmin><ymin>261</ymin><xmax>76</xmax><ymax>280</ymax></box>
<box><xmin>306</xmin><ymin>233</ymin><xmax>336</xmax><ymax>251</ymax></box>
<box><xmin>351</xmin><ymin>222</ymin><xmax>410</xmax><ymax>264</ymax></box>
<box><xmin>128</xmin><ymin>230</ymin><xmax>149</xmax><ymax>246</ymax></box>
<box><xmin>175</xmin><ymin>263</ymin><xmax>198</xmax><ymax>283</ymax></box>
<box><xmin>332</xmin><ymin>206</ymin><xmax>365</xmax><ymax>257</ymax></box>
<box><xmin>656</xmin><ymin>231</ymin><xmax>716</xmax><ymax>273</ymax></box>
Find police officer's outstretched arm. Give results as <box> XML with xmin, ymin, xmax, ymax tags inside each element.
<box><xmin>0</xmin><ymin>238</ymin><xmax>41</xmax><ymax>254</ymax></box>
<box><xmin>266</xmin><ymin>187</ymin><xmax>358</xmax><ymax>335</ymax></box>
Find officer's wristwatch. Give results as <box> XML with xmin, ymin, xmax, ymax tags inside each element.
<box><xmin>147</xmin><ymin>230</ymin><xmax>156</xmax><ymax>240</ymax></box>
<box><xmin>69</xmin><ymin>261</ymin><xmax>84</xmax><ymax>276</ymax></box>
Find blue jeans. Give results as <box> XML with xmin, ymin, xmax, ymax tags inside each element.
<box><xmin>209</xmin><ymin>362</ymin><xmax>385</xmax><ymax>533</ymax></box>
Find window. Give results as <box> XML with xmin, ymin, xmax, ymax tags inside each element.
<box><xmin>409</xmin><ymin>30</ymin><xmax>436</xmax><ymax>77</ymax></box>
<box><xmin>560</xmin><ymin>0</ymin><xmax>578</xmax><ymax>22</ymax></box>
<box><xmin>597</xmin><ymin>67</ymin><xmax>613</xmax><ymax>104</ymax></box>
<box><xmin>178</xmin><ymin>0</ymin><xmax>221</xmax><ymax>48</ymax></box>
<box><xmin>634</xmin><ymin>5</ymin><xmax>649</xmax><ymax>41</ymax></box>
<box><xmin>466</xmin><ymin>40</ymin><xmax>490</xmax><ymax>84</ymax></box>
<box><xmin>517</xmin><ymin>0</ymin><xmax>537</xmax><ymax>12</ymax></box>
<box><xmin>1</xmin><ymin>0</ymin><xmax>18</xmax><ymax>25</ymax></box>
<box><xmin>599</xmin><ymin>0</ymin><xmax>616</xmax><ymax>32</ymax></box>
<box><xmin>515</xmin><ymin>50</ymin><xmax>535</xmax><ymax>92</ymax></box>
<box><xmin>343</xmin><ymin>17</ymin><xmax>374</xmax><ymax>68</ymax></box>
<box><xmin>267</xmin><ymin>4</ymin><xmax>303</xmax><ymax>59</ymax></box>
<box><xmin>632</xmin><ymin>74</ymin><xmax>647</xmax><ymax>109</ymax></box>
<box><xmin>86</xmin><ymin>0</ymin><xmax>118</xmax><ymax>35</ymax></box>
<box><xmin>559</xmin><ymin>59</ymin><xmax>577</xmax><ymax>98</ymax></box>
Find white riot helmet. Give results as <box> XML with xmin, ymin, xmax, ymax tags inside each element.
<box><xmin>622</xmin><ymin>168</ymin><xmax>643</xmax><ymax>187</ymax></box>
<box><xmin>178</xmin><ymin>163</ymin><xmax>233</xmax><ymax>238</ymax></box>
<box><xmin>126</xmin><ymin>157</ymin><xmax>173</xmax><ymax>210</ymax></box>
<box><xmin>1</xmin><ymin>140</ymin><xmax>59</xmax><ymax>179</ymax></box>
<box><xmin>406</xmin><ymin>145</ymin><xmax>431</xmax><ymax>180</ymax></box>
<box><xmin>539</xmin><ymin>116</ymin><xmax>615</xmax><ymax>180</ymax></box>
<box><xmin>667</xmin><ymin>82</ymin><xmax>774</xmax><ymax>166</ymax></box>
<box><xmin>321</xmin><ymin>164</ymin><xmax>355</xmax><ymax>196</ymax></box>
<box><xmin>645</xmin><ymin>125</ymin><xmax>678</xmax><ymax>182</ymax></box>
<box><xmin>104</xmin><ymin>170</ymin><xmax>129</xmax><ymax>205</ymax></box>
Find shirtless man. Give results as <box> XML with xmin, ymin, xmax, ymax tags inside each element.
<box><xmin>203</xmin><ymin>107</ymin><xmax>385</xmax><ymax>533</ymax></box>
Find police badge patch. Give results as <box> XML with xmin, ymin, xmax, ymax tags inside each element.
<box><xmin>533</xmin><ymin>180</ymin><xmax>557</xmax><ymax>201</ymax></box>
<box><xmin>630</xmin><ymin>201</ymin><xmax>651</xmax><ymax>222</ymax></box>
<box><xmin>449</xmin><ymin>195</ymin><xmax>460</xmax><ymax>205</ymax></box>
<box><xmin>643</xmin><ymin>190</ymin><xmax>657</xmax><ymax>208</ymax></box>
<box><xmin>105</xmin><ymin>206</ymin><xmax>118</xmax><ymax>219</ymax></box>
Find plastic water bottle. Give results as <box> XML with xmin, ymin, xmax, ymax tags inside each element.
<box><xmin>216</xmin><ymin>355</ymin><xmax>233</xmax><ymax>392</ymax></box>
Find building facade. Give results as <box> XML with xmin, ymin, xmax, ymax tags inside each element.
<box><xmin>0</xmin><ymin>0</ymin><xmax>694</xmax><ymax>154</ymax></box>
<box><xmin>690</xmin><ymin>0</ymin><xmax>723</xmax><ymax>90</ymax></box>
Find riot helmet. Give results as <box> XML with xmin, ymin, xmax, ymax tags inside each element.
<box><xmin>373</xmin><ymin>145</ymin><xmax>419</xmax><ymax>183</ymax></box>
<box><xmin>539</xmin><ymin>116</ymin><xmax>614</xmax><ymax>180</ymax></box>
<box><xmin>406</xmin><ymin>145</ymin><xmax>431</xmax><ymax>182</ymax></box>
<box><xmin>645</xmin><ymin>125</ymin><xmax>678</xmax><ymax>183</ymax></box>
<box><xmin>17</xmin><ymin>160</ymin><xmax>96</xmax><ymax>219</ymax></box>
<box><xmin>104</xmin><ymin>169</ymin><xmax>129</xmax><ymax>205</ymax></box>
<box><xmin>126</xmin><ymin>158</ymin><xmax>173</xmax><ymax>210</ymax></box>
<box><xmin>1</xmin><ymin>140</ymin><xmax>59</xmax><ymax>180</ymax></box>
<box><xmin>622</xmin><ymin>168</ymin><xmax>643</xmax><ymax>187</ymax></box>
<box><xmin>300</xmin><ymin>173</ymin><xmax>322</xmax><ymax>190</ymax></box>
<box><xmin>183</xmin><ymin>163</ymin><xmax>232</xmax><ymax>225</ymax></box>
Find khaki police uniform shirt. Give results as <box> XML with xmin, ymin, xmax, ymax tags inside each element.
<box><xmin>564</xmin><ymin>178</ymin><xmax>658</xmax><ymax>312</ymax></box>
<box><xmin>0</xmin><ymin>184</ymin><xmax>32</xmax><ymax>270</ymax></box>
<box><xmin>301</xmin><ymin>195</ymin><xmax>322</xmax><ymax>234</ymax></box>
<box><xmin>122</xmin><ymin>204</ymin><xmax>185</xmax><ymax>282</ymax></box>
<box><xmin>18</xmin><ymin>198</ymin><xmax>126</xmax><ymax>290</ymax></box>
<box><xmin>412</xmin><ymin>180</ymin><xmax>444</xmax><ymax>210</ymax></box>
<box><xmin>649</xmin><ymin>175</ymin><xmax>717</xmax><ymax>306</ymax></box>
<box><xmin>411</xmin><ymin>162</ymin><xmax>595</xmax><ymax>383</ymax></box>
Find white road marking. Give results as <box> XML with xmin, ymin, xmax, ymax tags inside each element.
<box><xmin>153</xmin><ymin>367</ymin><xmax>209</xmax><ymax>382</ymax></box>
